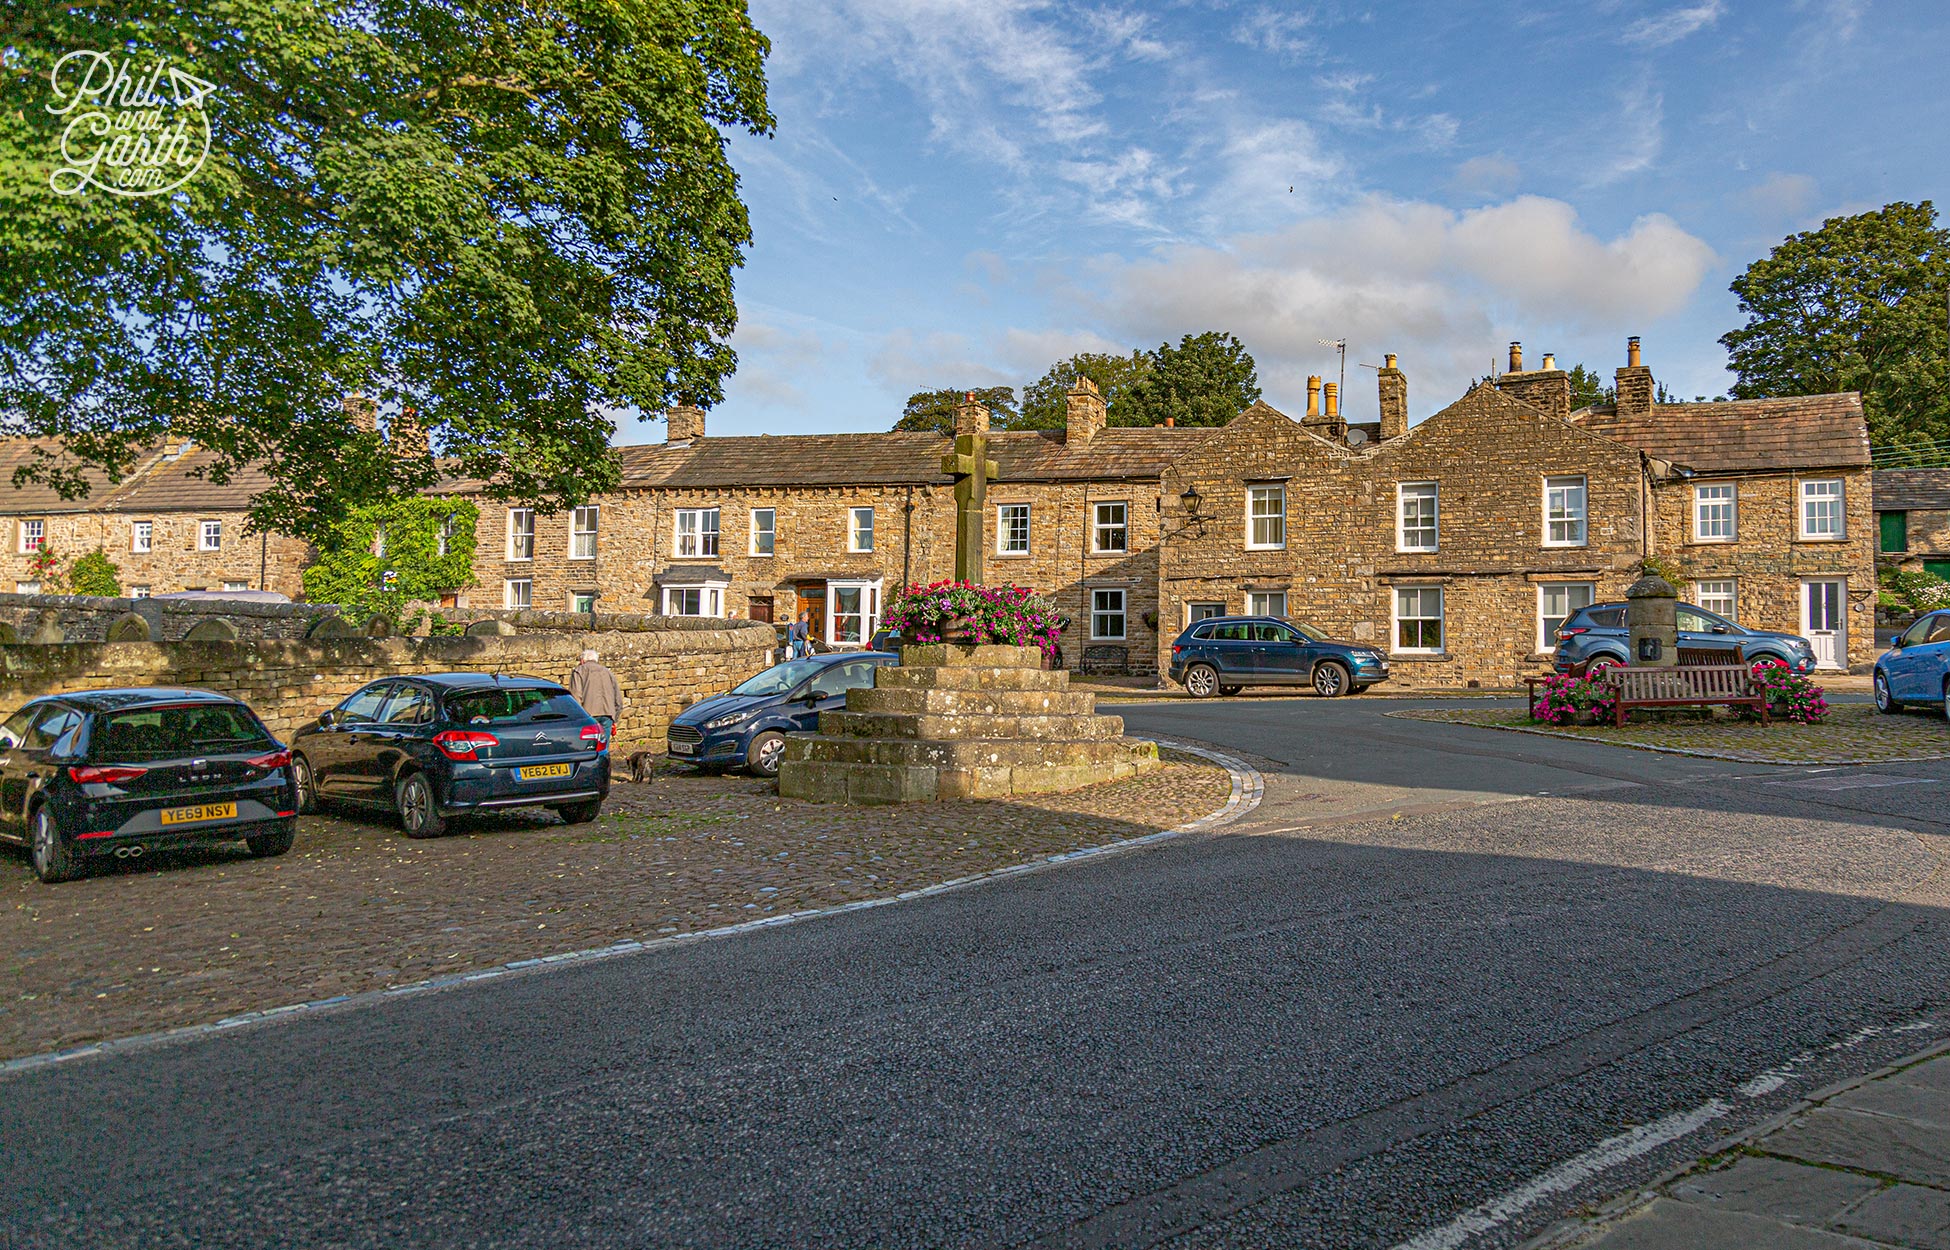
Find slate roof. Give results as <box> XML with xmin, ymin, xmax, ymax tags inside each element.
<box><xmin>1872</xmin><ymin>469</ymin><xmax>1950</xmax><ymax>512</ymax></box>
<box><xmin>0</xmin><ymin>439</ymin><xmax>268</xmax><ymax>514</ymax></box>
<box><xmin>1569</xmin><ymin>394</ymin><xmax>1869</xmax><ymax>474</ymax></box>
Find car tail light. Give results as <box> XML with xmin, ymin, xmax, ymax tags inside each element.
<box><xmin>1557</xmin><ymin>627</ymin><xmax>1587</xmax><ymax>639</ymax></box>
<box><xmin>68</xmin><ymin>764</ymin><xmax>148</xmax><ymax>785</ymax></box>
<box><xmin>77</xmin><ymin>829</ymin><xmax>117</xmax><ymax>840</ymax></box>
<box><xmin>580</xmin><ymin>725</ymin><xmax>608</xmax><ymax>748</ymax></box>
<box><xmin>1171</xmin><ymin>645</ymin><xmax>1183</xmax><ymax>657</ymax></box>
<box><xmin>247</xmin><ymin>749</ymin><xmax>291</xmax><ymax>771</ymax></box>
<box><xmin>434</xmin><ymin>730</ymin><xmax>499</xmax><ymax>760</ymax></box>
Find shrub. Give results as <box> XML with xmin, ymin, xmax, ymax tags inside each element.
<box><xmin>1529</xmin><ymin>672</ymin><xmax>1619</xmax><ymax>725</ymax></box>
<box><xmin>1751</xmin><ymin>660</ymin><xmax>1829</xmax><ymax>724</ymax></box>
<box><xmin>880</xmin><ymin>580</ymin><xmax>1065</xmax><ymax>658</ymax></box>
<box><xmin>1878</xmin><ymin>567</ymin><xmax>1950</xmax><ymax>615</ymax></box>
<box><xmin>68</xmin><ymin>549</ymin><xmax>121</xmax><ymax>597</ymax></box>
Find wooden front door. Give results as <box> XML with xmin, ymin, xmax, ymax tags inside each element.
<box><xmin>748</xmin><ymin>596</ymin><xmax>774</xmax><ymax>624</ymax></box>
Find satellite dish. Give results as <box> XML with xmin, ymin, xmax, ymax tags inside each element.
<box><xmin>1345</xmin><ymin>427</ymin><xmax>1368</xmax><ymax>446</ymax></box>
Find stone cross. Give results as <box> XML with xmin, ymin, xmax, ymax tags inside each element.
<box><xmin>942</xmin><ymin>394</ymin><xmax>999</xmax><ymax>584</ymax></box>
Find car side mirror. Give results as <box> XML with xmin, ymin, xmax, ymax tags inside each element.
<box><xmin>317</xmin><ymin>709</ymin><xmax>337</xmax><ymax>729</ymax></box>
<box><xmin>1711</xmin><ymin>625</ymin><xmax>1731</xmax><ymax>634</ymax></box>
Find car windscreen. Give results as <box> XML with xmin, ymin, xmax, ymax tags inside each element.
<box><xmin>1290</xmin><ymin>621</ymin><xmax>1327</xmax><ymax>642</ymax></box>
<box><xmin>731</xmin><ymin>658</ymin><xmax>828</xmax><ymax>698</ymax></box>
<box><xmin>444</xmin><ymin>688</ymin><xmax>583</xmax><ymax>725</ymax></box>
<box><xmin>93</xmin><ymin>704</ymin><xmax>273</xmax><ymax>760</ymax></box>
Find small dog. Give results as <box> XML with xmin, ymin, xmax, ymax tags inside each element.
<box><xmin>627</xmin><ymin>751</ymin><xmax>658</xmax><ymax>785</ymax></box>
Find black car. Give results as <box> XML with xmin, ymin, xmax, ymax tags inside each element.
<box><xmin>1167</xmin><ymin>615</ymin><xmax>1390</xmax><ymax>697</ymax></box>
<box><xmin>290</xmin><ymin>674</ymin><xmax>610</xmax><ymax>838</ymax></box>
<box><xmin>0</xmin><ymin>688</ymin><xmax>296</xmax><ymax>884</ymax></box>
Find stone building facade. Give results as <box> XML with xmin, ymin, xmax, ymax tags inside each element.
<box><xmin>1871</xmin><ymin>469</ymin><xmax>1950</xmax><ymax>581</ymax></box>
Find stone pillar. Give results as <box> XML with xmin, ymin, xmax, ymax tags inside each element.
<box><xmin>1377</xmin><ymin>353</ymin><xmax>1408</xmax><ymax>440</ymax></box>
<box><xmin>1625</xmin><ymin>573</ymin><xmax>1677</xmax><ymax>668</ymax></box>
<box><xmin>1065</xmin><ymin>377</ymin><xmax>1106</xmax><ymax>445</ymax></box>
<box><xmin>343</xmin><ymin>393</ymin><xmax>378</xmax><ymax>435</ymax></box>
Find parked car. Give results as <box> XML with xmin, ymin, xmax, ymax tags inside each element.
<box><xmin>1551</xmin><ymin>602</ymin><xmax>1817</xmax><ymax>675</ymax></box>
<box><xmin>0</xmin><ymin>687</ymin><xmax>296</xmax><ymax>883</ymax></box>
<box><xmin>667</xmin><ymin>651</ymin><xmax>899</xmax><ymax>776</ymax></box>
<box><xmin>290</xmin><ymin>674</ymin><xmax>609</xmax><ymax>838</ymax></box>
<box><xmin>1168</xmin><ymin>615</ymin><xmax>1389</xmax><ymax>698</ymax></box>
<box><xmin>1873</xmin><ymin>610</ymin><xmax>1950</xmax><ymax>714</ymax></box>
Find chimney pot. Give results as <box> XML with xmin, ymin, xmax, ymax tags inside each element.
<box><xmin>1508</xmin><ymin>341</ymin><xmax>1523</xmax><ymax>372</ymax></box>
<box><xmin>1541</xmin><ymin>352</ymin><xmax>1557</xmax><ymax>371</ymax></box>
<box><xmin>1627</xmin><ymin>336</ymin><xmax>1642</xmax><ymax>368</ymax></box>
<box><xmin>1323</xmin><ymin>382</ymin><xmax>1340</xmax><ymax>419</ymax></box>
<box><xmin>1384</xmin><ymin>352</ymin><xmax>1397</xmax><ymax>369</ymax></box>
<box><xmin>1306</xmin><ymin>375</ymin><xmax>1322</xmax><ymax>418</ymax></box>
<box><xmin>1165</xmin><ymin>416</ymin><xmax>1174</xmax><ymax>428</ymax></box>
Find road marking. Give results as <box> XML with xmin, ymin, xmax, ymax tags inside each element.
<box><xmin>1385</xmin><ymin>1015</ymin><xmax>1941</xmax><ymax>1250</ymax></box>
<box><xmin>1764</xmin><ymin>774</ymin><xmax>1939</xmax><ymax>791</ymax></box>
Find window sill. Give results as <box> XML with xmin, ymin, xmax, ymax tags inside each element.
<box><xmin>994</xmin><ymin>552</ymin><xmax>1032</xmax><ymax>559</ymax></box>
<box><xmin>503</xmin><ymin>557</ymin><xmax>534</xmax><ymax>564</ymax></box>
<box><xmin>1541</xmin><ymin>542</ymin><xmax>1588</xmax><ymax>550</ymax></box>
<box><xmin>1794</xmin><ymin>536</ymin><xmax>1849</xmax><ymax>544</ymax></box>
<box><xmin>1088</xmin><ymin>549</ymin><xmax>1130</xmax><ymax>558</ymax></box>
<box><xmin>1396</xmin><ymin>547</ymin><xmax>1438</xmax><ymax>556</ymax></box>
<box><xmin>1243</xmin><ymin>545</ymin><xmax>1286</xmax><ymax>553</ymax></box>
<box><xmin>567</xmin><ymin>556</ymin><xmax>595</xmax><ymax>562</ymax></box>
<box><xmin>1388</xmin><ymin>652</ymin><xmax>1450</xmax><ymax>662</ymax></box>
<box><xmin>1089</xmin><ymin>637</ymin><xmax>1128</xmax><ymax>644</ymax></box>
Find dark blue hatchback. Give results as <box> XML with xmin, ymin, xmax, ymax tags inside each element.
<box><xmin>290</xmin><ymin>674</ymin><xmax>609</xmax><ymax>838</ymax></box>
<box><xmin>1168</xmin><ymin>615</ymin><xmax>1389</xmax><ymax>697</ymax></box>
<box><xmin>668</xmin><ymin>652</ymin><xmax>899</xmax><ymax>776</ymax></box>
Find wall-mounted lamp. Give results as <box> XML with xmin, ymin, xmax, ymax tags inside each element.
<box><xmin>1165</xmin><ymin>483</ymin><xmax>1210</xmax><ymax>539</ymax></box>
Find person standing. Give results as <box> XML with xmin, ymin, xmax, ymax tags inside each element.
<box><xmin>787</xmin><ymin>610</ymin><xmax>811</xmax><ymax>659</ymax></box>
<box><xmin>568</xmin><ymin>648</ymin><xmax>624</xmax><ymax>741</ymax></box>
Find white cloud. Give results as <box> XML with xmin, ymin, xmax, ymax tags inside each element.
<box><xmin>1744</xmin><ymin>172</ymin><xmax>1819</xmax><ymax>218</ymax></box>
<box><xmin>1451</xmin><ymin>153</ymin><xmax>1521</xmax><ymax>197</ymax></box>
<box><xmin>1232</xmin><ymin>6</ymin><xmax>1314</xmax><ymax>60</ymax></box>
<box><xmin>1591</xmin><ymin>82</ymin><xmax>1664</xmax><ymax>184</ymax></box>
<box><xmin>867</xmin><ymin>330</ymin><xmax>1017</xmax><ymax>395</ymax></box>
<box><xmin>1622</xmin><ymin>1</ymin><xmax>1724</xmax><ymax>47</ymax></box>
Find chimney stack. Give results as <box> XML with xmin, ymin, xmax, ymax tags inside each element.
<box><xmin>389</xmin><ymin>406</ymin><xmax>431</xmax><ymax>461</ymax></box>
<box><xmin>343</xmin><ymin>393</ymin><xmax>378</xmax><ymax>436</ymax></box>
<box><xmin>954</xmin><ymin>391</ymin><xmax>990</xmax><ymax>438</ymax></box>
<box><xmin>1377</xmin><ymin>352</ymin><xmax>1408</xmax><ymax>441</ymax></box>
<box><xmin>1492</xmin><ymin>342</ymin><xmax>1571</xmax><ymax>421</ymax></box>
<box><xmin>1508</xmin><ymin>341</ymin><xmax>1523</xmax><ymax>373</ymax></box>
<box><xmin>1064</xmin><ymin>377</ymin><xmax>1106</xmax><ymax>445</ymax></box>
<box><xmin>1615</xmin><ymin>336</ymin><xmax>1654</xmax><ymax>418</ymax></box>
<box><xmin>1306</xmin><ymin>375</ymin><xmax>1322</xmax><ymax>418</ymax></box>
<box><xmin>666</xmin><ymin>404</ymin><xmax>706</xmax><ymax>443</ymax></box>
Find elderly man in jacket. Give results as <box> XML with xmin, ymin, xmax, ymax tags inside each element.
<box><xmin>568</xmin><ymin>648</ymin><xmax>625</xmax><ymax>741</ymax></box>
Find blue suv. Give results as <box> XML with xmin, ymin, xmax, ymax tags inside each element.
<box><xmin>1552</xmin><ymin>601</ymin><xmax>1816</xmax><ymax>675</ymax></box>
<box><xmin>1168</xmin><ymin>615</ymin><xmax>1389</xmax><ymax>697</ymax></box>
<box><xmin>667</xmin><ymin>651</ymin><xmax>899</xmax><ymax>776</ymax></box>
<box><xmin>1873</xmin><ymin>611</ymin><xmax>1950</xmax><ymax>715</ymax></box>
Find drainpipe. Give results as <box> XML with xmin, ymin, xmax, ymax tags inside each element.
<box><xmin>259</xmin><ymin>531</ymin><xmax>268</xmax><ymax>591</ymax></box>
<box><xmin>902</xmin><ymin>485</ymin><xmax>914</xmax><ymax>590</ymax></box>
<box><xmin>1639</xmin><ymin>452</ymin><xmax>1653</xmax><ymax>560</ymax></box>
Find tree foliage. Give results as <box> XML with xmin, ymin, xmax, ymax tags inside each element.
<box><xmin>301</xmin><ymin>496</ymin><xmax>479</xmax><ymax>621</ymax></box>
<box><xmin>68</xmin><ymin>549</ymin><xmax>121</xmax><ymax>597</ymax></box>
<box><xmin>893</xmin><ymin>387</ymin><xmax>1018</xmax><ymax>434</ymax></box>
<box><xmin>1</xmin><ymin>1</ymin><xmax>774</xmax><ymax>543</ymax></box>
<box><xmin>1722</xmin><ymin>201</ymin><xmax>1950</xmax><ymax>446</ymax></box>
<box><xmin>1017</xmin><ymin>351</ymin><xmax>1152</xmax><ymax>429</ymax></box>
<box><xmin>1123</xmin><ymin>331</ymin><xmax>1261</xmax><ymax>427</ymax></box>
<box><xmin>1565</xmin><ymin>363</ymin><xmax>1614</xmax><ymax>410</ymax></box>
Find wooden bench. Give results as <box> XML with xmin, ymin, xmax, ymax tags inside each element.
<box><xmin>1605</xmin><ymin>664</ymin><xmax>1767</xmax><ymax>727</ymax></box>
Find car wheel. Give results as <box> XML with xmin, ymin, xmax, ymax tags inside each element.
<box><xmin>395</xmin><ymin>772</ymin><xmax>446</xmax><ymax>839</ymax></box>
<box><xmin>1183</xmin><ymin>664</ymin><xmax>1220</xmax><ymax>698</ymax></box>
<box><xmin>291</xmin><ymin>753</ymin><xmax>318</xmax><ymax>814</ymax></box>
<box><xmin>1874</xmin><ymin>670</ymin><xmax>1899</xmax><ymax>714</ymax></box>
<box><xmin>246</xmin><ymin>823</ymin><xmax>296</xmax><ymax>858</ymax></box>
<box><xmin>1584</xmin><ymin>657</ymin><xmax>1622</xmax><ymax>679</ymax></box>
<box><xmin>1218</xmin><ymin>685</ymin><xmax>1243</xmax><ymax>696</ymax></box>
<box><xmin>1312</xmin><ymin>661</ymin><xmax>1351</xmax><ymax>697</ymax></box>
<box><xmin>555</xmin><ymin>799</ymin><xmax>603</xmax><ymax>825</ymax></box>
<box><xmin>1942</xmin><ymin>681</ymin><xmax>1950</xmax><ymax>722</ymax></box>
<box><xmin>29</xmin><ymin>805</ymin><xmax>81</xmax><ymax>884</ymax></box>
<box><xmin>747</xmin><ymin>730</ymin><xmax>788</xmax><ymax>778</ymax></box>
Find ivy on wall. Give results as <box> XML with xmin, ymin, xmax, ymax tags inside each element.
<box><xmin>68</xmin><ymin>550</ymin><xmax>121</xmax><ymax>597</ymax></box>
<box><xmin>302</xmin><ymin>497</ymin><xmax>479</xmax><ymax>622</ymax></box>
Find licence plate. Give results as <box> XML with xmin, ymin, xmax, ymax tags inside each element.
<box><xmin>669</xmin><ymin>741</ymin><xmax>695</xmax><ymax>756</ymax></box>
<box><xmin>160</xmin><ymin>801</ymin><xmax>236</xmax><ymax>825</ymax></box>
<box><xmin>518</xmin><ymin>763</ymin><xmax>572</xmax><ymax>781</ymax></box>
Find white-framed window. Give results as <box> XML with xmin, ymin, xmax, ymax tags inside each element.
<box><xmin>1543</xmin><ymin>476</ymin><xmax>1587</xmax><ymax>547</ymax></box>
<box><xmin>570</xmin><ymin>591</ymin><xmax>597</xmax><ymax>613</ymax></box>
<box><xmin>222</xmin><ymin>581</ymin><xmax>249</xmax><ymax>592</ymax></box>
<box><xmin>16</xmin><ymin>580</ymin><xmax>41</xmax><ymax>595</ymax></box>
<box><xmin>1247</xmin><ymin>591</ymin><xmax>1288</xmax><ymax>618</ymax></box>
<box><xmin>663</xmin><ymin>585</ymin><xmax>725</xmax><ymax>617</ymax></box>
<box><xmin>1187</xmin><ymin>601</ymin><xmax>1225</xmax><ymax>623</ymax></box>
<box><xmin>18</xmin><ymin>519</ymin><xmax>43</xmax><ymax>553</ymax></box>
<box><xmin>1695</xmin><ymin>579</ymin><xmax>1738</xmax><ymax>620</ymax></box>
<box><xmin>131</xmin><ymin>520</ymin><xmax>152</xmax><ymax>553</ymax></box>
<box><xmin>750</xmin><ymin>508</ymin><xmax>776</xmax><ymax>556</ymax></box>
<box><xmin>1800</xmin><ymin>478</ymin><xmax>1844</xmax><ymax>539</ymax></box>
<box><xmin>1394</xmin><ymin>585</ymin><xmax>1444</xmax><ymax>653</ymax></box>
<box><xmin>1092</xmin><ymin>501</ymin><xmax>1128</xmax><ymax>554</ymax></box>
<box><xmin>1246</xmin><ymin>484</ymin><xmax>1286</xmax><ymax>550</ymax></box>
<box><xmin>674</xmin><ymin>507</ymin><xmax>720</xmax><ymax>558</ymax></box>
<box><xmin>504</xmin><ymin>578</ymin><xmax>531</xmax><ymax>609</ymax></box>
<box><xmin>827</xmin><ymin>578</ymin><xmax>881</xmax><ymax>645</ymax></box>
<box><xmin>1398</xmin><ymin>483</ymin><xmax>1438</xmax><ymax>552</ymax></box>
<box><xmin>437</xmin><ymin>515</ymin><xmax>455</xmax><ymax>556</ymax></box>
<box><xmin>997</xmin><ymin>503</ymin><xmax>1031</xmax><ymax>554</ymax></box>
<box><xmin>1538</xmin><ymin>583</ymin><xmax>1596</xmax><ymax>651</ymax></box>
<box><xmin>1694</xmin><ymin>484</ymin><xmax>1736</xmax><ymax>542</ymax></box>
<box><xmin>129</xmin><ymin>585</ymin><xmax>149</xmax><ymax>599</ymax></box>
<box><xmin>506</xmin><ymin>508</ymin><xmax>535</xmax><ymax>561</ymax></box>
<box><xmin>199</xmin><ymin>519</ymin><xmax>222</xmax><ymax>551</ymax></box>
<box><xmin>849</xmin><ymin>506</ymin><xmax>875</xmax><ymax>553</ymax></box>
<box><xmin>1090</xmin><ymin>588</ymin><xmax>1127</xmax><ymax>640</ymax></box>
<box><xmin>570</xmin><ymin>506</ymin><xmax>599</xmax><ymax>560</ymax></box>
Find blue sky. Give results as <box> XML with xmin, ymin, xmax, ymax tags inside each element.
<box><xmin>620</xmin><ymin>0</ymin><xmax>1950</xmax><ymax>441</ymax></box>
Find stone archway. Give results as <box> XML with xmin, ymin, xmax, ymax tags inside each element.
<box><xmin>183</xmin><ymin>617</ymin><xmax>239</xmax><ymax>642</ymax></box>
<box><xmin>105</xmin><ymin>613</ymin><xmax>154</xmax><ymax>642</ymax></box>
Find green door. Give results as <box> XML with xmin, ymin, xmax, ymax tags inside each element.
<box><xmin>1880</xmin><ymin>511</ymin><xmax>1908</xmax><ymax>553</ymax></box>
<box><xmin>1925</xmin><ymin>560</ymin><xmax>1950</xmax><ymax>582</ymax></box>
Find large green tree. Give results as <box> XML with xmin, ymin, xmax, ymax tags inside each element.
<box><xmin>1123</xmin><ymin>331</ymin><xmax>1261</xmax><ymax>427</ymax></box>
<box><xmin>892</xmin><ymin>386</ymin><xmax>1018</xmax><ymax>434</ymax></box>
<box><xmin>1</xmin><ymin>0</ymin><xmax>773</xmax><ymax>542</ymax></box>
<box><xmin>1721</xmin><ymin>201</ymin><xmax>1950</xmax><ymax>446</ymax></box>
<box><xmin>1016</xmin><ymin>350</ymin><xmax>1151</xmax><ymax>429</ymax></box>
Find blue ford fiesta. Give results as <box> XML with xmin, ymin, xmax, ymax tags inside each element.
<box><xmin>667</xmin><ymin>652</ymin><xmax>899</xmax><ymax>776</ymax></box>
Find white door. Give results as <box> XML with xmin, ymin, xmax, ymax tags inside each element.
<box><xmin>1803</xmin><ymin>579</ymin><xmax>1845</xmax><ymax>669</ymax></box>
<box><xmin>826</xmin><ymin>579</ymin><xmax>882</xmax><ymax>648</ymax></box>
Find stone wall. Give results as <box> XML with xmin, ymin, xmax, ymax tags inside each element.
<box><xmin>0</xmin><ymin>620</ymin><xmax>776</xmax><ymax>747</ymax></box>
<box><xmin>0</xmin><ymin>591</ymin><xmax>343</xmax><ymax>644</ymax></box>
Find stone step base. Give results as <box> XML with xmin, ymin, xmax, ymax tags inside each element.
<box><xmin>875</xmin><ymin>665</ymin><xmax>1069</xmax><ymax>692</ymax></box>
<box><xmin>848</xmin><ymin>686</ymin><xmax>1098</xmax><ymax>716</ymax></box>
<box><xmin>818</xmin><ymin>709</ymin><xmax>1126</xmax><ymax>741</ymax></box>
<box><xmin>898</xmin><ymin>643</ymin><xmax>1048</xmax><ymax>671</ymax></box>
<box><xmin>778</xmin><ymin>736</ymin><xmax>1159</xmax><ymax>803</ymax></box>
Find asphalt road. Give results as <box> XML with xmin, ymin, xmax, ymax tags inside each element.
<box><xmin>5</xmin><ymin>695</ymin><xmax>1949</xmax><ymax>1249</ymax></box>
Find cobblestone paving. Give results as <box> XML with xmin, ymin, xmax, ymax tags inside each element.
<box><xmin>0</xmin><ymin>752</ymin><xmax>1231</xmax><ymax>1060</ymax></box>
<box><xmin>1390</xmin><ymin>702</ymin><xmax>1950</xmax><ymax>764</ymax></box>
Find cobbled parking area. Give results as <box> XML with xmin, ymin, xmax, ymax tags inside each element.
<box><xmin>0</xmin><ymin>751</ymin><xmax>1232</xmax><ymax>1061</ymax></box>
<box><xmin>1391</xmin><ymin>701</ymin><xmax>1950</xmax><ymax>764</ymax></box>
